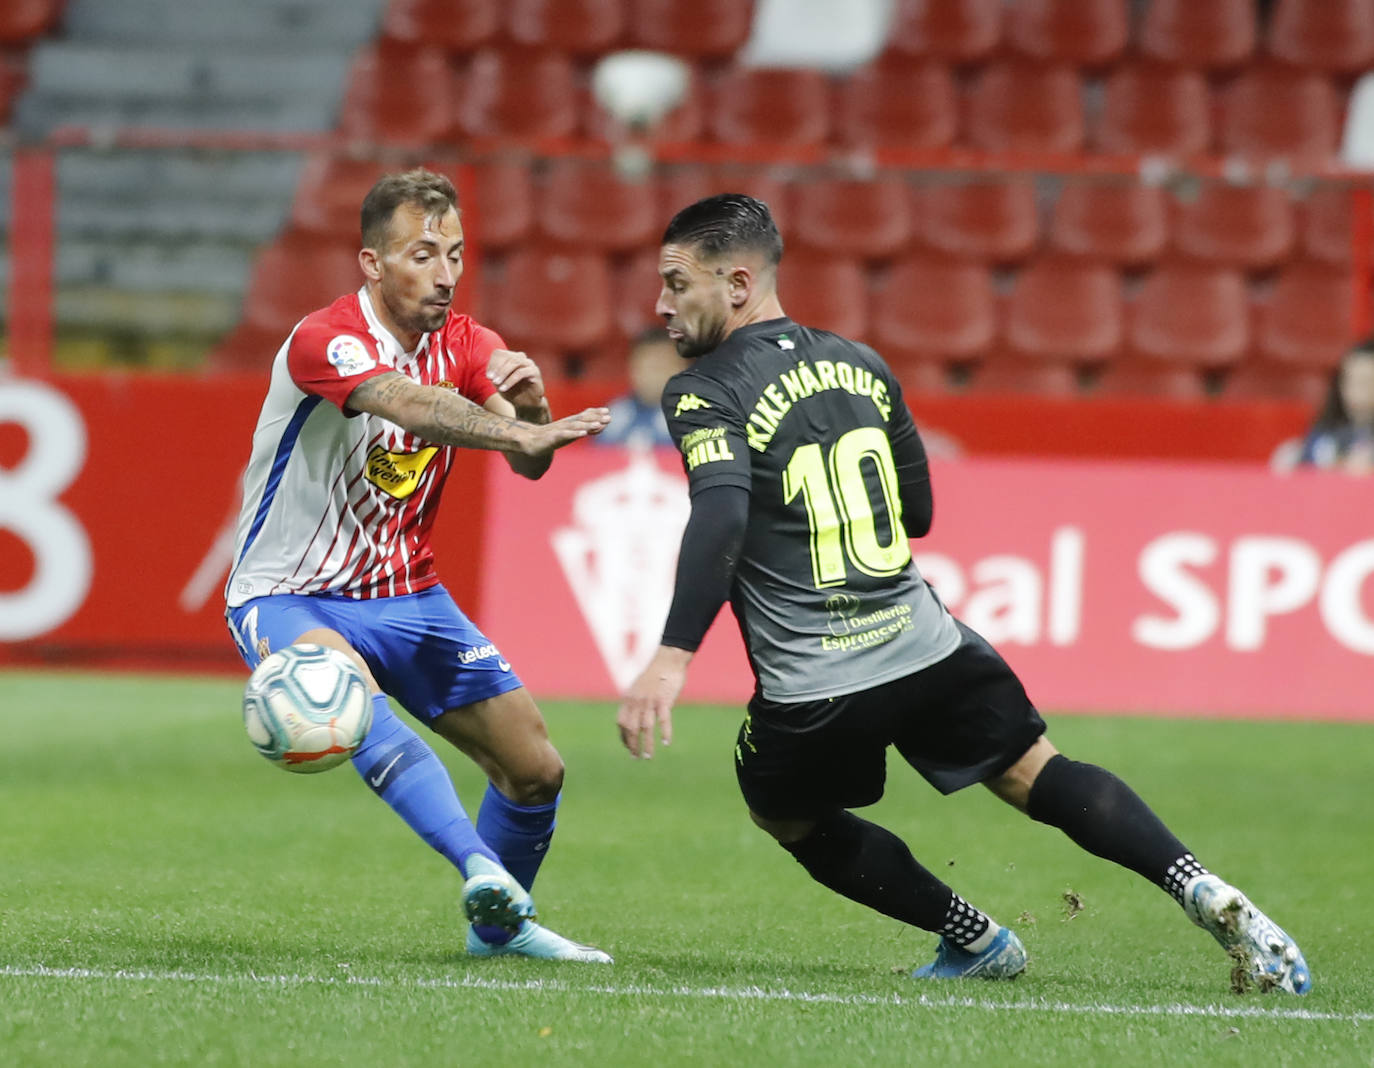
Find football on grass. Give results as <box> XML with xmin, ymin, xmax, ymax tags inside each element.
<box><xmin>242</xmin><ymin>644</ymin><xmax>372</xmax><ymax>773</ymax></box>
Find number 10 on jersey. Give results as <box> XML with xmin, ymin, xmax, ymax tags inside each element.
<box><xmin>782</xmin><ymin>427</ymin><xmax>912</xmax><ymax>588</ymax></box>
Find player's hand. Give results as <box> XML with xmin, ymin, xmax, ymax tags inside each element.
<box><xmin>617</xmin><ymin>646</ymin><xmax>692</xmax><ymax>759</ymax></box>
<box><xmin>487</xmin><ymin>348</ymin><xmax>546</xmax><ymax>410</ymax></box>
<box><xmin>525</xmin><ymin>407</ymin><xmax>611</xmax><ymax>454</ymax></box>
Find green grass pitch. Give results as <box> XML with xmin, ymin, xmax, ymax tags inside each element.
<box><xmin>2</xmin><ymin>670</ymin><xmax>1372</xmax><ymax>1067</ymax></box>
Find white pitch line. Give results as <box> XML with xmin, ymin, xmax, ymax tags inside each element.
<box><xmin>1</xmin><ymin>964</ymin><xmax>1368</xmax><ymax>1025</ymax></box>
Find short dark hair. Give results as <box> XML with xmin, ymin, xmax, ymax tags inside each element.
<box><xmin>1312</xmin><ymin>334</ymin><xmax>1374</xmax><ymax>431</ymax></box>
<box><xmin>360</xmin><ymin>168</ymin><xmax>458</xmax><ymax>250</ymax></box>
<box><xmin>661</xmin><ymin>193</ymin><xmax>783</xmax><ymax>267</ymax></box>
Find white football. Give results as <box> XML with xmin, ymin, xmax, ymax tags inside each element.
<box><xmin>242</xmin><ymin>644</ymin><xmax>372</xmax><ymax>773</ymax></box>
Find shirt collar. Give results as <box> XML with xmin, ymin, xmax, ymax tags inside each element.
<box><xmin>357</xmin><ymin>287</ymin><xmax>431</xmax><ymax>368</ymax></box>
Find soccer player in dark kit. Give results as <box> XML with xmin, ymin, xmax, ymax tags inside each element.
<box><xmin>616</xmin><ymin>193</ymin><xmax>1310</xmax><ymax>994</ymax></box>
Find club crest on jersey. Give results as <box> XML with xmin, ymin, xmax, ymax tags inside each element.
<box><xmin>327</xmin><ymin>334</ymin><xmax>376</xmax><ymax>377</ymax></box>
<box><xmin>366</xmin><ymin>444</ymin><xmax>439</xmax><ymax>499</ymax></box>
<box><xmin>673</xmin><ymin>393</ymin><xmax>711</xmax><ymax>417</ymax></box>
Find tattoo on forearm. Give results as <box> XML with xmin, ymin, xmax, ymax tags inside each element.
<box><xmin>350</xmin><ymin>373</ymin><xmax>531</xmax><ymax>452</ymax></box>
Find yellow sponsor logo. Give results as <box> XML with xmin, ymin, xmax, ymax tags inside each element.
<box><xmin>673</xmin><ymin>393</ymin><xmax>712</xmax><ymax>417</ymax></box>
<box><xmin>366</xmin><ymin>444</ymin><xmax>440</xmax><ymax>499</ymax></box>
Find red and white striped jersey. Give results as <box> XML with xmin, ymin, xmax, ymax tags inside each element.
<box><xmin>225</xmin><ymin>288</ymin><xmax>499</xmax><ymax>607</ymax></box>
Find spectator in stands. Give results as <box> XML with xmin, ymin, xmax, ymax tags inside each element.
<box><xmin>595</xmin><ymin>326</ymin><xmax>689</xmax><ymax>449</ymax></box>
<box><xmin>1295</xmin><ymin>338</ymin><xmax>1374</xmax><ymax>474</ymax></box>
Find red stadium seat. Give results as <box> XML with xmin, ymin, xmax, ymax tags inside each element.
<box><xmin>1005</xmin><ymin>0</ymin><xmax>1129</xmax><ymax>66</ymax></box>
<box><xmin>485</xmin><ymin>249</ymin><xmax>614</xmax><ymax>351</ymax></box>
<box><xmin>1128</xmin><ymin>264</ymin><xmax>1249</xmax><ymax>368</ymax></box>
<box><xmin>776</xmin><ymin>255</ymin><xmax>870</xmax><ymax>341</ymax></box>
<box><xmin>1047</xmin><ymin>180</ymin><xmax>1168</xmax><ymax>266</ymax></box>
<box><xmin>468</xmin><ymin>158</ymin><xmax>536</xmax><ymax>251</ymax></box>
<box><xmin>241</xmin><ymin>231</ymin><xmax>364</xmax><ymax>338</ymax></box>
<box><xmin>657</xmin><ymin>164</ymin><xmax>790</xmax><ymax>232</ymax></box>
<box><xmin>1170</xmin><ymin>184</ymin><xmax>1295</xmax><ymax>271</ymax></box>
<box><xmin>1139</xmin><ymin>0</ymin><xmax>1256</xmax><ymax>70</ymax></box>
<box><xmin>339</xmin><ymin>42</ymin><xmax>454</xmax><ymax>147</ymax></box>
<box><xmin>913</xmin><ymin>178</ymin><xmax>1039</xmax><ymax>263</ymax></box>
<box><xmin>832</xmin><ymin>62</ymin><xmax>958</xmax><ymax>151</ymax></box>
<box><xmin>1094</xmin><ymin>62</ymin><xmax>1210</xmax><ymax>156</ymax></box>
<box><xmin>455</xmin><ymin>49</ymin><xmax>580</xmax><ymax>140</ymax></box>
<box><xmin>789</xmin><ymin>178</ymin><xmax>914</xmax><ymax>260</ymax></box>
<box><xmin>1005</xmin><ymin>259</ymin><xmax>1123</xmax><ymax>363</ymax></box>
<box><xmin>1090</xmin><ymin>359</ymin><xmax>1208</xmax><ymax>400</ymax></box>
<box><xmin>1217</xmin><ymin>66</ymin><xmax>1340</xmax><ymax>162</ymax></box>
<box><xmin>0</xmin><ymin>0</ymin><xmax>61</xmax><ymax>44</ymax></box>
<box><xmin>505</xmin><ymin>0</ymin><xmax>626</xmax><ymax>54</ymax></box>
<box><xmin>1223</xmin><ymin>361</ymin><xmax>1329</xmax><ymax>404</ymax></box>
<box><xmin>382</xmin><ymin>0</ymin><xmax>501</xmax><ymax>53</ymax></box>
<box><xmin>627</xmin><ymin>0</ymin><xmax>752</xmax><ymax>58</ymax></box>
<box><xmin>1255</xmin><ymin>264</ymin><xmax>1354</xmax><ymax>369</ymax></box>
<box><xmin>889</xmin><ymin>357</ymin><xmax>953</xmax><ymax>396</ymax></box>
<box><xmin>707</xmin><ymin>67</ymin><xmax>831</xmax><ymax>147</ymax></box>
<box><xmin>969</xmin><ymin>356</ymin><xmax>1079</xmax><ymax>396</ymax></box>
<box><xmin>536</xmin><ymin>158</ymin><xmax>658</xmax><ymax>252</ymax></box>
<box><xmin>965</xmin><ymin>61</ymin><xmax>1085</xmax><ymax>154</ymax></box>
<box><xmin>585</xmin><ymin>64</ymin><xmax>705</xmax><ymax>144</ymax></box>
<box><xmin>610</xmin><ymin>246</ymin><xmax>665</xmax><ymax>340</ymax></box>
<box><xmin>0</xmin><ymin>52</ymin><xmax>27</xmax><ymax>125</ymax></box>
<box><xmin>1267</xmin><ymin>0</ymin><xmax>1374</xmax><ymax>75</ymax></box>
<box><xmin>870</xmin><ymin>256</ymin><xmax>997</xmax><ymax>361</ymax></box>
<box><xmin>1297</xmin><ymin>185</ymin><xmax>1358</xmax><ymax>267</ymax></box>
<box><xmin>885</xmin><ymin>0</ymin><xmax>1002</xmax><ymax>62</ymax></box>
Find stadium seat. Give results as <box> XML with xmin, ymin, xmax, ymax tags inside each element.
<box><xmin>832</xmin><ymin>62</ymin><xmax>958</xmax><ymax>151</ymax></box>
<box><xmin>913</xmin><ymin>177</ymin><xmax>1039</xmax><ymax>263</ymax></box>
<box><xmin>1128</xmin><ymin>264</ymin><xmax>1249</xmax><ymax>368</ymax></box>
<box><xmin>468</xmin><ymin>157</ymin><xmax>537</xmax><ymax>251</ymax></box>
<box><xmin>968</xmin><ymin>356</ymin><xmax>1079</xmax><ymax>396</ymax></box>
<box><xmin>888</xmin><ymin>357</ymin><xmax>952</xmax><ymax>396</ymax></box>
<box><xmin>0</xmin><ymin>0</ymin><xmax>61</xmax><ymax>44</ymax></box>
<box><xmin>789</xmin><ymin>178</ymin><xmax>914</xmax><ymax>260</ymax></box>
<box><xmin>1216</xmin><ymin>66</ymin><xmax>1340</xmax><ymax>162</ymax></box>
<box><xmin>289</xmin><ymin>155</ymin><xmax>386</xmax><ymax>237</ymax></box>
<box><xmin>1266</xmin><ymin>0</ymin><xmax>1374</xmax><ymax>75</ymax></box>
<box><xmin>1004</xmin><ymin>0</ymin><xmax>1129</xmax><ymax>66</ymax></box>
<box><xmin>536</xmin><ymin>158</ymin><xmax>658</xmax><ymax>252</ymax></box>
<box><xmin>505</xmin><ymin>0</ymin><xmax>626</xmax><ymax>54</ymax></box>
<box><xmin>1139</xmin><ymin>0</ymin><xmax>1255</xmax><ymax>70</ymax></box>
<box><xmin>1093</xmin><ymin>62</ymin><xmax>1210</xmax><ymax>156</ymax></box>
<box><xmin>1297</xmin><ymin>184</ymin><xmax>1358</xmax><ymax>266</ymax></box>
<box><xmin>1170</xmin><ymin>184</ymin><xmax>1295</xmax><ymax>271</ymax></box>
<box><xmin>1255</xmin><ymin>264</ymin><xmax>1354</xmax><ymax>369</ymax></box>
<box><xmin>870</xmin><ymin>256</ymin><xmax>997</xmax><ymax>361</ymax></box>
<box><xmin>884</xmin><ymin>0</ymin><xmax>1002</xmax><ymax>63</ymax></box>
<box><xmin>627</xmin><ymin>0</ymin><xmax>753</xmax><ymax>58</ymax></box>
<box><xmin>339</xmin><ymin>42</ymin><xmax>454</xmax><ymax>147</ymax></box>
<box><xmin>776</xmin><ymin>254</ymin><xmax>870</xmax><ymax>341</ymax></box>
<box><xmin>381</xmin><ymin>0</ymin><xmax>502</xmax><ymax>53</ymax></box>
<box><xmin>1089</xmin><ymin>359</ymin><xmax>1208</xmax><ymax>400</ymax></box>
<box><xmin>1004</xmin><ymin>259</ymin><xmax>1123</xmax><ymax>363</ymax></box>
<box><xmin>610</xmin><ymin>246</ymin><xmax>664</xmax><ymax>339</ymax></box>
<box><xmin>455</xmin><ymin>49</ymin><xmax>580</xmax><ymax>140</ymax></box>
<box><xmin>707</xmin><ymin>67</ymin><xmax>831</xmax><ymax>147</ymax></box>
<box><xmin>241</xmin><ymin>231</ymin><xmax>364</xmax><ymax>339</ymax></box>
<box><xmin>657</xmin><ymin>164</ymin><xmax>790</xmax><ymax>232</ymax></box>
<box><xmin>485</xmin><ymin>249</ymin><xmax>614</xmax><ymax>351</ymax></box>
<box><xmin>964</xmin><ymin>61</ymin><xmax>1085</xmax><ymax>154</ymax></box>
<box><xmin>1223</xmin><ymin>361</ymin><xmax>1329</xmax><ymax>404</ymax></box>
<box><xmin>0</xmin><ymin>52</ymin><xmax>29</xmax><ymax>124</ymax></box>
<box><xmin>585</xmin><ymin>64</ymin><xmax>705</xmax><ymax>144</ymax></box>
<box><xmin>1047</xmin><ymin>180</ymin><xmax>1168</xmax><ymax>266</ymax></box>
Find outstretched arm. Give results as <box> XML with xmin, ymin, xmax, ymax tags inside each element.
<box><xmin>347</xmin><ymin>371</ymin><xmax>608</xmax><ymax>458</ymax></box>
<box><xmin>483</xmin><ymin>347</ymin><xmax>556</xmax><ymax>480</ymax></box>
<box><xmin>617</xmin><ymin>484</ymin><xmax>749</xmax><ymax>758</ymax></box>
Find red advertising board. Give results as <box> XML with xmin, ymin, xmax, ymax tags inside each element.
<box><xmin>480</xmin><ymin>449</ymin><xmax>1374</xmax><ymax>721</ymax></box>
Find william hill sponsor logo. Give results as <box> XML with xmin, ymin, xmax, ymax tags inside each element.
<box><xmin>366</xmin><ymin>445</ymin><xmax>439</xmax><ymax>500</ymax></box>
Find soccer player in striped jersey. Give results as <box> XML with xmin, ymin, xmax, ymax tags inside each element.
<box><xmin>617</xmin><ymin>194</ymin><xmax>1309</xmax><ymax>994</ymax></box>
<box><xmin>226</xmin><ymin>169</ymin><xmax>611</xmax><ymax>962</ymax></box>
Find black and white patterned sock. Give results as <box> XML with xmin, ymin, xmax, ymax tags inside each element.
<box><xmin>941</xmin><ymin>893</ymin><xmax>996</xmax><ymax>949</ymax></box>
<box><xmin>1163</xmin><ymin>853</ymin><xmax>1210</xmax><ymax>906</ymax></box>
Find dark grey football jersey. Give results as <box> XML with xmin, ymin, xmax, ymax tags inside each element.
<box><xmin>663</xmin><ymin>317</ymin><xmax>959</xmax><ymax>701</ymax></box>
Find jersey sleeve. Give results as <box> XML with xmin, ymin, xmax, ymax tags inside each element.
<box><xmin>662</xmin><ymin>374</ymin><xmax>752</xmax><ymax>495</ymax></box>
<box><xmin>445</xmin><ymin>318</ymin><xmax>501</xmax><ymax>406</ymax></box>
<box><xmin>287</xmin><ymin>322</ymin><xmax>392</xmax><ymax>413</ymax></box>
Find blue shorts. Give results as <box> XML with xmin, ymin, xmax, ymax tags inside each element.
<box><xmin>225</xmin><ymin>585</ymin><xmax>525</xmax><ymax>724</ymax></box>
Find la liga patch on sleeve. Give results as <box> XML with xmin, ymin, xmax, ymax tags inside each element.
<box><xmin>327</xmin><ymin>335</ymin><xmax>376</xmax><ymax>377</ymax></box>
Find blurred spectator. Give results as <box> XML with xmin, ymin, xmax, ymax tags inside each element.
<box><xmin>595</xmin><ymin>327</ymin><xmax>690</xmax><ymax>448</ymax></box>
<box><xmin>1291</xmin><ymin>339</ymin><xmax>1374</xmax><ymax>473</ymax></box>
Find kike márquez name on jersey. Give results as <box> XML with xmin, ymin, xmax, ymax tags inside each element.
<box><xmin>664</xmin><ymin>320</ymin><xmax>959</xmax><ymax>702</ymax></box>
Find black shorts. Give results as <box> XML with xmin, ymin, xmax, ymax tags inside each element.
<box><xmin>735</xmin><ymin>621</ymin><xmax>1047</xmax><ymax>820</ymax></box>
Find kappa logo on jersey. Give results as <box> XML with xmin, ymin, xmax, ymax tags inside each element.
<box><xmin>673</xmin><ymin>393</ymin><xmax>712</xmax><ymax>417</ymax></box>
<box><xmin>365</xmin><ymin>444</ymin><xmax>440</xmax><ymax>500</ymax></box>
<box><xmin>326</xmin><ymin>334</ymin><xmax>376</xmax><ymax>377</ymax></box>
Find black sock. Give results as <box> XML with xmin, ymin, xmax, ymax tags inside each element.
<box><xmin>1027</xmin><ymin>754</ymin><xmax>1208</xmax><ymax>904</ymax></box>
<box><xmin>782</xmin><ymin>810</ymin><xmax>972</xmax><ymax>934</ymax></box>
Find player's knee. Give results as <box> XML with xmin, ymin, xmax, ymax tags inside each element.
<box><xmin>500</xmin><ymin>753</ymin><xmax>564</xmax><ymax>806</ymax></box>
<box><xmin>749</xmin><ymin>808</ymin><xmax>815</xmax><ymax>844</ymax></box>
